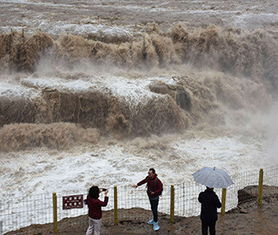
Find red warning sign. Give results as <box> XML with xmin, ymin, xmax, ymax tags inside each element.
<box><xmin>62</xmin><ymin>195</ymin><xmax>84</xmax><ymax>210</ymax></box>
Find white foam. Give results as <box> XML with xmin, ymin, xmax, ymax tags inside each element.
<box><xmin>21</xmin><ymin>75</ymin><xmax>177</xmax><ymax>104</ymax></box>
<box><xmin>232</xmin><ymin>13</ymin><xmax>278</xmax><ymax>28</ymax></box>
<box><xmin>0</xmin><ymin>135</ymin><xmax>267</xmax><ymax>197</ymax></box>
<box><xmin>36</xmin><ymin>21</ymin><xmax>132</xmax><ymax>36</ymax></box>
<box><xmin>99</xmin><ymin>76</ymin><xmax>159</xmax><ymax>104</ymax></box>
<box><xmin>0</xmin><ymin>0</ymin><xmax>29</xmax><ymax>3</ymax></box>
<box><xmin>0</xmin><ymin>0</ymin><xmax>71</xmax><ymax>7</ymax></box>
<box><xmin>0</xmin><ymin>82</ymin><xmax>39</xmax><ymax>99</ymax></box>
<box><xmin>21</xmin><ymin>77</ymin><xmax>96</xmax><ymax>92</ymax></box>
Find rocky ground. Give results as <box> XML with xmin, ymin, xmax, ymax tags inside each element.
<box><xmin>6</xmin><ymin>186</ymin><xmax>278</xmax><ymax>235</ymax></box>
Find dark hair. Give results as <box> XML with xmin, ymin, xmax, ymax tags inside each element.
<box><xmin>206</xmin><ymin>187</ymin><xmax>214</xmax><ymax>191</ymax></box>
<box><xmin>149</xmin><ymin>168</ymin><xmax>156</xmax><ymax>174</ymax></box>
<box><xmin>88</xmin><ymin>186</ymin><xmax>100</xmax><ymax>199</ymax></box>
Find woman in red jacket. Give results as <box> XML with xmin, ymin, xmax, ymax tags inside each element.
<box><xmin>85</xmin><ymin>186</ymin><xmax>108</xmax><ymax>235</ymax></box>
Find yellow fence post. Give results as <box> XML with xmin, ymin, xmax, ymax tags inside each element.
<box><xmin>221</xmin><ymin>188</ymin><xmax>227</xmax><ymax>215</ymax></box>
<box><xmin>52</xmin><ymin>192</ymin><xmax>58</xmax><ymax>233</ymax></box>
<box><xmin>114</xmin><ymin>186</ymin><xmax>118</xmax><ymax>225</ymax></box>
<box><xmin>257</xmin><ymin>168</ymin><xmax>264</xmax><ymax>207</ymax></box>
<box><xmin>170</xmin><ymin>185</ymin><xmax>175</xmax><ymax>224</ymax></box>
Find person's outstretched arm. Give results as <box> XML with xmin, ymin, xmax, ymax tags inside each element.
<box><xmin>133</xmin><ymin>177</ymin><xmax>148</xmax><ymax>188</ymax></box>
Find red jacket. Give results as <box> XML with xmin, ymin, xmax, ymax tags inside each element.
<box><xmin>86</xmin><ymin>196</ymin><xmax>108</xmax><ymax>219</ymax></box>
<box><xmin>137</xmin><ymin>174</ymin><xmax>163</xmax><ymax>198</ymax></box>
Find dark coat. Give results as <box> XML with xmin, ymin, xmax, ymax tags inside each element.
<box><xmin>86</xmin><ymin>196</ymin><xmax>108</xmax><ymax>220</ymax></box>
<box><xmin>198</xmin><ymin>189</ymin><xmax>222</xmax><ymax>223</ymax></box>
<box><xmin>137</xmin><ymin>174</ymin><xmax>163</xmax><ymax>198</ymax></box>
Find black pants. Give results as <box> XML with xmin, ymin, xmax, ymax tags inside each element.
<box><xmin>149</xmin><ymin>197</ymin><xmax>159</xmax><ymax>222</ymax></box>
<box><xmin>201</xmin><ymin>220</ymin><xmax>216</xmax><ymax>235</ymax></box>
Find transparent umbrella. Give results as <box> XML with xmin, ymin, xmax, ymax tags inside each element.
<box><xmin>192</xmin><ymin>167</ymin><xmax>234</xmax><ymax>188</ymax></box>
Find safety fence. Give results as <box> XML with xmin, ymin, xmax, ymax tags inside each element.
<box><xmin>1</xmin><ymin>165</ymin><xmax>278</xmax><ymax>234</ymax></box>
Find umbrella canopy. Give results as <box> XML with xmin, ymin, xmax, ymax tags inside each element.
<box><xmin>192</xmin><ymin>167</ymin><xmax>234</xmax><ymax>188</ymax></box>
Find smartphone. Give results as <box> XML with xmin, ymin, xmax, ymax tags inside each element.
<box><xmin>100</xmin><ymin>188</ymin><xmax>107</xmax><ymax>192</ymax></box>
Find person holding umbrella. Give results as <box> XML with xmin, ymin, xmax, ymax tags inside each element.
<box><xmin>198</xmin><ymin>187</ymin><xmax>221</xmax><ymax>235</ymax></box>
<box><xmin>193</xmin><ymin>167</ymin><xmax>234</xmax><ymax>235</ymax></box>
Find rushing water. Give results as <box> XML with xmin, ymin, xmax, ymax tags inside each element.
<box><xmin>0</xmin><ymin>0</ymin><xmax>278</xmax><ymax>233</ymax></box>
